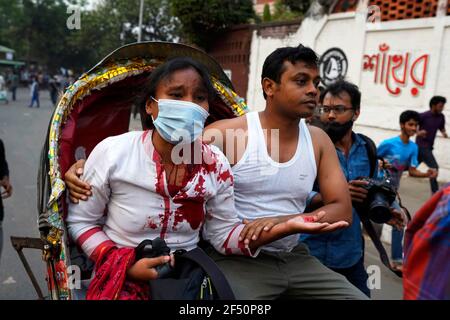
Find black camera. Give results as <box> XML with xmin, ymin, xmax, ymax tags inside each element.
<box><xmin>135</xmin><ymin>238</ymin><xmax>173</xmax><ymax>279</ymax></box>
<box><xmin>354</xmin><ymin>176</ymin><xmax>397</xmax><ymax>223</ymax></box>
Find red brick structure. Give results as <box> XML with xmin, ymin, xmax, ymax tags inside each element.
<box><xmin>368</xmin><ymin>0</ymin><xmax>439</xmax><ymax>21</ymax></box>
<box><xmin>208</xmin><ymin>20</ymin><xmax>301</xmax><ymax>99</ymax></box>
<box><xmin>255</xmin><ymin>20</ymin><xmax>302</xmax><ymax>38</ymax></box>
<box><xmin>207</xmin><ymin>25</ymin><xmax>253</xmax><ymax>98</ymax></box>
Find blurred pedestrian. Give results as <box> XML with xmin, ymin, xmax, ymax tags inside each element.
<box><xmin>28</xmin><ymin>76</ymin><xmax>40</xmax><ymax>108</ymax></box>
<box><xmin>7</xmin><ymin>70</ymin><xmax>19</xmax><ymax>101</ymax></box>
<box><xmin>0</xmin><ymin>73</ymin><xmax>5</xmax><ymax>90</ymax></box>
<box><xmin>49</xmin><ymin>76</ymin><xmax>60</xmax><ymax>106</ymax></box>
<box><xmin>377</xmin><ymin>110</ymin><xmax>437</xmax><ymax>272</ymax></box>
<box><xmin>0</xmin><ymin>74</ymin><xmax>8</xmax><ymax>104</ymax></box>
<box><xmin>0</xmin><ymin>139</ymin><xmax>13</xmax><ymax>262</ymax></box>
<box><xmin>416</xmin><ymin>96</ymin><xmax>447</xmax><ymax>194</ymax></box>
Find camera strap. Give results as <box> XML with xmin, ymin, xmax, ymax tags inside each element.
<box><xmin>395</xmin><ymin>191</ymin><xmax>412</xmax><ymax>221</ymax></box>
<box><xmin>360</xmin><ymin>216</ymin><xmax>403</xmax><ymax>277</ymax></box>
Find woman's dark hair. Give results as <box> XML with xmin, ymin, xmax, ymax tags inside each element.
<box><xmin>320</xmin><ymin>80</ymin><xmax>361</xmax><ymax>111</ymax></box>
<box><xmin>429</xmin><ymin>95</ymin><xmax>446</xmax><ymax>109</ymax></box>
<box><xmin>399</xmin><ymin>110</ymin><xmax>420</xmax><ymax>124</ymax></box>
<box><xmin>261</xmin><ymin>44</ymin><xmax>318</xmax><ymax>100</ymax></box>
<box><xmin>138</xmin><ymin>57</ymin><xmax>215</xmax><ymax>129</ymax></box>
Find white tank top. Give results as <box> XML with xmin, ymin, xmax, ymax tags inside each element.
<box><xmin>233</xmin><ymin>112</ymin><xmax>317</xmax><ymax>252</ymax></box>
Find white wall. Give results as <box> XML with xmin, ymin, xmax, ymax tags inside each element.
<box><xmin>246</xmin><ymin>7</ymin><xmax>450</xmax><ymax>182</ymax></box>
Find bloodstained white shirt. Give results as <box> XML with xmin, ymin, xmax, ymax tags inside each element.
<box><xmin>66</xmin><ymin>130</ymin><xmax>256</xmax><ymax>262</ymax></box>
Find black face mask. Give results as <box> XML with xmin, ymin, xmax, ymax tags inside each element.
<box><xmin>323</xmin><ymin>119</ymin><xmax>354</xmax><ymax>143</ymax></box>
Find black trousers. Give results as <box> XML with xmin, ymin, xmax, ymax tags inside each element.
<box><xmin>418</xmin><ymin>147</ymin><xmax>439</xmax><ymax>194</ymax></box>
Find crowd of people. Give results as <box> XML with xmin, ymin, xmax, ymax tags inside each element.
<box><xmin>0</xmin><ymin>69</ymin><xmax>76</xmax><ymax>107</ymax></box>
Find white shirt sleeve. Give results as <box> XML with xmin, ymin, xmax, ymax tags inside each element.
<box><xmin>66</xmin><ymin>138</ymin><xmax>116</xmax><ymax>262</ymax></box>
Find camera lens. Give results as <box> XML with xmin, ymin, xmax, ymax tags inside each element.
<box><xmin>368</xmin><ymin>192</ymin><xmax>392</xmax><ymax>223</ymax></box>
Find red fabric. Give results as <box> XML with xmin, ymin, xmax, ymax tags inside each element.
<box><xmin>403</xmin><ymin>191</ymin><xmax>441</xmax><ymax>300</ymax></box>
<box><xmin>86</xmin><ymin>247</ymin><xmax>149</xmax><ymax>300</ymax></box>
<box><xmin>403</xmin><ymin>184</ymin><xmax>450</xmax><ymax>300</ymax></box>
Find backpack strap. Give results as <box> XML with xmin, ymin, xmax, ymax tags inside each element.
<box><xmin>357</xmin><ymin>133</ymin><xmax>405</xmax><ymax>277</ymax></box>
<box><xmin>357</xmin><ymin>133</ymin><xmax>377</xmax><ymax>178</ymax></box>
<box><xmin>177</xmin><ymin>247</ymin><xmax>235</xmax><ymax>300</ymax></box>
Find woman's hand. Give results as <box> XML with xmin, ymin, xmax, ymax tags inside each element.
<box><xmin>126</xmin><ymin>255</ymin><xmax>172</xmax><ymax>282</ymax></box>
<box><xmin>64</xmin><ymin>159</ymin><xmax>91</xmax><ymax>203</ymax></box>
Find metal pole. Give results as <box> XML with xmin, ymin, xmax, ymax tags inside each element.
<box><xmin>10</xmin><ymin>237</ymin><xmax>45</xmax><ymax>300</ymax></box>
<box><xmin>138</xmin><ymin>0</ymin><xmax>144</xmax><ymax>42</ymax></box>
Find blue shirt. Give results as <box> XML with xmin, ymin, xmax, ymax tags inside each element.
<box><xmin>377</xmin><ymin>136</ymin><xmax>418</xmax><ymax>190</ymax></box>
<box><xmin>301</xmin><ymin>133</ymin><xmax>376</xmax><ymax>269</ymax></box>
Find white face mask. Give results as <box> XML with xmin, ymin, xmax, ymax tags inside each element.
<box><xmin>151</xmin><ymin>97</ymin><xmax>209</xmax><ymax>145</ymax></box>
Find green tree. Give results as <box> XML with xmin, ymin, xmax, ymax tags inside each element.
<box><xmin>0</xmin><ymin>1</ymin><xmax>23</xmax><ymax>51</ymax></box>
<box><xmin>170</xmin><ymin>0</ymin><xmax>255</xmax><ymax>49</ymax></box>
<box><xmin>270</xmin><ymin>0</ymin><xmax>307</xmax><ymax>22</ymax></box>
<box><xmin>263</xmin><ymin>4</ymin><xmax>272</xmax><ymax>22</ymax></box>
<box><xmin>0</xmin><ymin>0</ymin><xmax>181</xmax><ymax>73</ymax></box>
<box><xmin>0</xmin><ymin>0</ymin><xmax>88</xmax><ymax>71</ymax></box>
<box><xmin>64</xmin><ymin>0</ymin><xmax>181</xmax><ymax>72</ymax></box>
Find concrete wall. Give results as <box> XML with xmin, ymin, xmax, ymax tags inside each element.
<box><xmin>246</xmin><ymin>3</ymin><xmax>450</xmax><ymax>182</ymax></box>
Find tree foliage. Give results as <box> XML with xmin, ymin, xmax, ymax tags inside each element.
<box><xmin>262</xmin><ymin>0</ymin><xmax>312</xmax><ymax>22</ymax></box>
<box><xmin>0</xmin><ymin>0</ymin><xmax>181</xmax><ymax>73</ymax></box>
<box><xmin>263</xmin><ymin>4</ymin><xmax>272</xmax><ymax>22</ymax></box>
<box><xmin>0</xmin><ymin>0</ymin><xmax>257</xmax><ymax>71</ymax></box>
<box><xmin>281</xmin><ymin>0</ymin><xmax>312</xmax><ymax>14</ymax></box>
<box><xmin>170</xmin><ymin>0</ymin><xmax>255</xmax><ymax>49</ymax></box>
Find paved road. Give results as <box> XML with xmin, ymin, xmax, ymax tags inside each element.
<box><xmin>0</xmin><ymin>88</ymin><xmax>444</xmax><ymax>299</ymax></box>
<box><xmin>0</xmin><ymin>88</ymin><xmax>53</xmax><ymax>299</ymax></box>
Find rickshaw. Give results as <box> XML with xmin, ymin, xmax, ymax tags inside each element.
<box><xmin>11</xmin><ymin>41</ymin><xmax>249</xmax><ymax>300</ymax></box>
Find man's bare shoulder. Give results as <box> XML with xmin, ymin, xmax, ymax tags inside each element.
<box><xmin>205</xmin><ymin>115</ymin><xmax>247</xmax><ymax>132</ymax></box>
<box><xmin>307</xmin><ymin>124</ymin><xmax>329</xmax><ymax>143</ymax></box>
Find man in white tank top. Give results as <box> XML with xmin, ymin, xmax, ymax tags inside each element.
<box><xmin>65</xmin><ymin>45</ymin><xmax>367</xmax><ymax>299</ymax></box>
<box><xmin>204</xmin><ymin>45</ymin><xmax>368</xmax><ymax>299</ymax></box>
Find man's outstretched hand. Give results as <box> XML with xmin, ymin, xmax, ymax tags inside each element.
<box><xmin>285</xmin><ymin>212</ymin><xmax>349</xmax><ymax>234</ymax></box>
<box><xmin>239</xmin><ymin>211</ymin><xmax>349</xmax><ymax>245</ymax></box>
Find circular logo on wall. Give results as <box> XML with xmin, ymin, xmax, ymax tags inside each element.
<box><xmin>319</xmin><ymin>48</ymin><xmax>348</xmax><ymax>86</ymax></box>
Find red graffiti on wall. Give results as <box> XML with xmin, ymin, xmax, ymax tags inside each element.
<box><xmin>363</xmin><ymin>43</ymin><xmax>429</xmax><ymax>97</ymax></box>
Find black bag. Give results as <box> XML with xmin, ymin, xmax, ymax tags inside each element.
<box><xmin>136</xmin><ymin>239</ymin><xmax>235</xmax><ymax>300</ymax></box>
